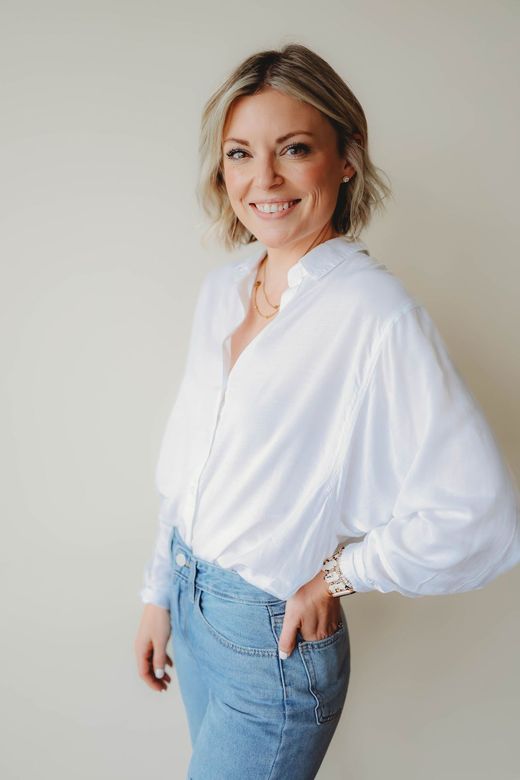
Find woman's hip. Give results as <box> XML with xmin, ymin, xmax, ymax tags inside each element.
<box><xmin>169</xmin><ymin>525</ymin><xmax>351</xmax><ymax>729</ymax></box>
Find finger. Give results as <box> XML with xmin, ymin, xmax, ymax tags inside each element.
<box><xmin>141</xmin><ymin>662</ymin><xmax>168</xmax><ymax>691</ymax></box>
<box><xmin>278</xmin><ymin>619</ymin><xmax>299</xmax><ymax>659</ymax></box>
<box><xmin>135</xmin><ymin>642</ymin><xmax>171</xmax><ymax>692</ymax></box>
<box><xmin>137</xmin><ymin>645</ymin><xmax>169</xmax><ymax>691</ymax></box>
<box><xmin>157</xmin><ymin>666</ymin><xmax>174</xmax><ymax>687</ymax></box>
<box><xmin>152</xmin><ymin>643</ymin><xmax>168</xmax><ymax>678</ymax></box>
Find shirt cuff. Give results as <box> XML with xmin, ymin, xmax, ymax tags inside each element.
<box><xmin>139</xmin><ymin>587</ymin><xmax>171</xmax><ymax>611</ymax></box>
<box><xmin>338</xmin><ymin>541</ymin><xmax>375</xmax><ymax>593</ymax></box>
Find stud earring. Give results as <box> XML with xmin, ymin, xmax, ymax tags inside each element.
<box><xmin>342</xmin><ymin>176</ymin><xmax>350</xmax><ymax>183</ymax></box>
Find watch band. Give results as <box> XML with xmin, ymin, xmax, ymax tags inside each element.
<box><xmin>322</xmin><ymin>543</ymin><xmax>356</xmax><ymax>597</ymax></box>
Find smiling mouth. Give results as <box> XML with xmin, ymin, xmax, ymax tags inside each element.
<box><xmin>250</xmin><ymin>199</ymin><xmax>302</xmax><ymax>215</ymax></box>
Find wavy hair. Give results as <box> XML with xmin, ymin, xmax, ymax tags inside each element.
<box><xmin>196</xmin><ymin>43</ymin><xmax>392</xmax><ymax>251</ymax></box>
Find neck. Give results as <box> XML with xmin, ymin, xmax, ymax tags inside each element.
<box><xmin>262</xmin><ymin>225</ymin><xmax>340</xmax><ymax>284</ymax></box>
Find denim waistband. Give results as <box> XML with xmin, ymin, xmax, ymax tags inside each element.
<box><xmin>170</xmin><ymin>525</ymin><xmax>285</xmax><ymax>606</ymax></box>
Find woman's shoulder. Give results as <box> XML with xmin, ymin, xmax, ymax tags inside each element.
<box><xmin>194</xmin><ymin>261</ymin><xmax>236</xmax><ymax>302</ymax></box>
<box><xmin>197</xmin><ymin>245</ymin><xmax>265</xmax><ymax>296</ymax></box>
<box><xmin>332</xmin><ymin>244</ymin><xmax>423</xmax><ymax>328</ymax></box>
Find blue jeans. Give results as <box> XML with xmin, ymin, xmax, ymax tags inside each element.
<box><xmin>169</xmin><ymin>526</ymin><xmax>351</xmax><ymax>779</ymax></box>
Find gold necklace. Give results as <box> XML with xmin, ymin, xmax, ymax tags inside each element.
<box><xmin>253</xmin><ymin>254</ymin><xmax>279</xmax><ymax>319</ymax></box>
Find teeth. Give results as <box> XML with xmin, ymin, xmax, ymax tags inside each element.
<box><xmin>254</xmin><ymin>200</ymin><xmax>298</xmax><ymax>213</ymax></box>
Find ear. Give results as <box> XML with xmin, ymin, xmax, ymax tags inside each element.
<box><xmin>342</xmin><ymin>159</ymin><xmax>356</xmax><ymax>180</ymax></box>
<box><xmin>343</xmin><ymin>132</ymin><xmax>363</xmax><ymax>179</ymax></box>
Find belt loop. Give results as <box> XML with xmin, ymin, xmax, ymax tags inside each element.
<box><xmin>187</xmin><ymin>555</ymin><xmax>197</xmax><ymax>603</ymax></box>
<box><xmin>169</xmin><ymin>526</ymin><xmax>175</xmax><ymax>563</ymax></box>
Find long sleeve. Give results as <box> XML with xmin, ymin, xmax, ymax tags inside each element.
<box><xmin>338</xmin><ymin>304</ymin><xmax>520</xmax><ymax>597</ymax></box>
<box><xmin>138</xmin><ymin>268</ymin><xmax>216</xmax><ymax>610</ymax></box>
<box><xmin>139</xmin><ymin>496</ymin><xmax>175</xmax><ymax>609</ymax></box>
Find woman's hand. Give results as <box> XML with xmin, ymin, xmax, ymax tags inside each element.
<box><xmin>278</xmin><ymin>569</ymin><xmax>342</xmax><ymax>658</ymax></box>
<box><xmin>134</xmin><ymin>604</ymin><xmax>174</xmax><ymax>692</ymax></box>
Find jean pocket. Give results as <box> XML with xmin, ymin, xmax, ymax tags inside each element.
<box><xmin>298</xmin><ymin>622</ymin><xmax>350</xmax><ymax>724</ymax></box>
<box><xmin>194</xmin><ymin>586</ymin><xmax>279</xmax><ymax>656</ymax></box>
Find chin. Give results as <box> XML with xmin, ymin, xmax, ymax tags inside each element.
<box><xmin>254</xmin><ymin>225</ymin><xmax>313</xmax><ymax>248</ymax></box>
<box><xmin>251</xmin><ymin>232</ymin><xmax>294</xmax><ymax>249</ymax></box>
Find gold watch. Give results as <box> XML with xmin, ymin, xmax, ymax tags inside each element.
<box><xmin>322</xmin><ymin>543</ymin><xmax>356</xmax><ymax>597</ymax></box>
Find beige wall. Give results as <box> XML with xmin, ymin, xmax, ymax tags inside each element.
<box><xmin>1</xmin><ymin>2</ymin><xmax>519</xmax><ymax>778</ymax></box>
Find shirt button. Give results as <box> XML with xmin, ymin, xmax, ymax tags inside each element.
<box><xmin>175</xmin><ymin>551</ymin><xmax>187</xmax><ymax>566</ymax></box>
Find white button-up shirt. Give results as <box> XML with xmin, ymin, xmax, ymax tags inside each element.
<box><xmin>140</xmin><ymin>236</ymin><xmax>520</xmax><ymax>608</ymax></box>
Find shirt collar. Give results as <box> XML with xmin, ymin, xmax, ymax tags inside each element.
<box><xmin>233</xmin><ymin>236</ymin><xmax>369</xmax><ymax>289</ymax></box>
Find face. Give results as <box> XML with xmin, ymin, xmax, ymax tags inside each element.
<box><xmin>221</xmin><ymin>86</ymin><xmax>355</xmax><ymax>251</ymax></box>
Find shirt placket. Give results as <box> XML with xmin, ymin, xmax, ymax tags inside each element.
<box><xmin>182</xmin><ymin>266</ymin><xmax>255</xmax><ymax>547</ymax></box>
<box><xmin>183</xmin><ymin>259</ymin><xmax>306</xmax><ymax>549</ymax></box>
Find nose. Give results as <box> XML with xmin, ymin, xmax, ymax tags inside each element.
<box><xmin>253</xmin><ymin>154</ymin><xmax>283</xmax><ymax>190</ymax></box>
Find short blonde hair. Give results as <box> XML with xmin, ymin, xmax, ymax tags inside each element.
<box><xmin>196</xmin><ymin>43</ymin><xmax>392</xmax><ymax>252</ymax></box>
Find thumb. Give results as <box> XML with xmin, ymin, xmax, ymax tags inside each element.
<box><xmin>278</xmin><ymin>620</ymin><xmax>298</xmax><ymax>660</ymax></box>
<box><xmin>153</xmin><ymin>643</ymin><xmax>168</xmax><ymax>679</ymax></box>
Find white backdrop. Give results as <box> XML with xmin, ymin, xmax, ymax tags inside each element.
<box><xmin>1</xmin><ymin>1</ymin><xmax>519</xmax><ymax>778</ymax></box>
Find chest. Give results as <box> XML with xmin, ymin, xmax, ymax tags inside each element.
<box><xmin>229</xmin><ymin>308</ymin><xmax>276</xmax><ymax>374</ymax></box>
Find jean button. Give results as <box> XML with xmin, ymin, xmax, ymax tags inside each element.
<box><xmin>175</xmin><ymin>551</ymin><xmax>187</xmax><ymax>566</ymax></box>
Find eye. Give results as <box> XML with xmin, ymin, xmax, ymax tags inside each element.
<box><xmin>224</xmin><ymin>142</ymin><xmax>311</xmax><ymax>161</ymax></box>
<box><xmin>284</xmin><ymin>142</ymin><xmax>311</xmax><ymax>156</ymax></box>
<box><xmin>225</xmin><ymin>147</ymin><xmax>248</xmax><ymax>161</ymax></box>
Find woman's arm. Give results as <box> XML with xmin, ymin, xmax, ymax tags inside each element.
<box><xmin>139</xmin><ymin>498</ymin><xmax>175</xmax><ymax>610</ymax></box>
<box><xmin>337</xmin><ymin>304</ymin><xmax>520</xmax><ymax>597</ymax></box>
<box><xmin>136</xmin><ymin>499</ymin><xmax>175</xmax><ymax>692</ymax></box>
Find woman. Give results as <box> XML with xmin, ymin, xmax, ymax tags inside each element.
<box><xmin>134</xmin><ymin>44</ymin><xmax>520</xmax><ymax>779</ymax></box>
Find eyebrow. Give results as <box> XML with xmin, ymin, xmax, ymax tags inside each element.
<box><xmin>223</xmin><ymin>131</ymin><xmax>315</xmax><ymax>146</ymax></box>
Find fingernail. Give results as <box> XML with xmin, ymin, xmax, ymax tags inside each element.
<box><xmin>154</xmin><ymin>668</ymin><xmax>165</xmax><ymax>678</ymax></box>
<box><xmin>278</xmin><ymin>649</ymin><xmax>288</xmax><ymax>660</ymax></box>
